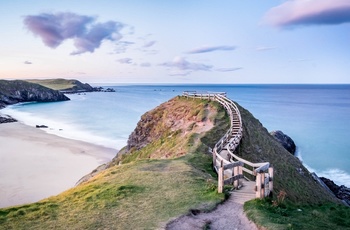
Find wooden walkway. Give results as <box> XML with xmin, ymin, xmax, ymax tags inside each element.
<box><xmin>230</xmin><ymin>181</ymin><xmax>256</xmax><ymax>204</ymax></box>
<box><xmin>183</xmin><ymin>91</ymin><xmax>273</xmax><ymax>202</ymax></box>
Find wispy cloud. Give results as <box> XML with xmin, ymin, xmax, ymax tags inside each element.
<box><xmin>186</xmin><ymin>45</ymin><xmax>236</xmax><ymax>54</ymax></box>
<box><xmin>160</xmin><ymin>56</ymin><xmax>212</xmax><ymax>76</ymax></box>
<box><xmin>23</xmin><ymin>12</ymin><xmax>124</xmax><ymax>55</ymax></box>
<box><xmin>142</xmin><ymin>40</ymin><xmax>156</xmax><ymax>48</ymax></box>
<box><xmin>140</xmin><ymin>62</ymin><xmax>151</xmax><ymax>67</ymax></box>
<box><xmin>24</xmin><ymin>61</ymin><xmax>32</xmax><ymax>64</ymax></box>
<box><xmin>264</xmin><ymin>0</ymin><xmax>350</xmax><ymax>28</ymax></box>
<box><xmin>161</xmin><ymin>56</ymin><xmax>212</xmax><ymax>70</ymax></box>
<box><xmin>114</xmin><ymin>41</ymin><xmax>134</xmax><ymax>54</ymax></box>
<box><xmin>216</xmin><ymin>67</ymin><xmax>242</xmax><ymax>72</ymax></box>
<box><xmin>117</xmin><ymin>58</ymin><xmax>133</xmax><ymax>64</ymax></box>
<box><xmin>256</xmin><ymin>46</ymin><xmax>277</xmax><ymax>51</ymax></box>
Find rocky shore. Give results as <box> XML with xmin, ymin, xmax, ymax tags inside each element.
<box><xmin>0</xmin><ymin>114</ymin><xmax>17</xmax><ymax>124</ymax></box>
<box><xmin>270</xmin><ymin>129</ymin><xmax>349</xmax><ymax>206</ymax></box>
<box><xmin>320</xmin><ymin>177</ymin><xmax>350</xmax><ymax>206</ymax></box>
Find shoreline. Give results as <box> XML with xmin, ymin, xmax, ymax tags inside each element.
<box><xmin>0</xmin><ymin>122</ymin><xmax>117</xmax><ymax>208</ymax></box>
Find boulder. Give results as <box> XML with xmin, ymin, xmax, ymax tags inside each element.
<box><xmin>270</xmin><ymin>130</ymin><xmax>296</xmax><ymax>155</ymax></box>
<box><xmin>0</xmin><ymin>114</ymin><xmax>17</xmax><ymax>124</ymax></box>
<box><xmin>320</xmin><ymin>177</ymin><xmax>350</xmax><ymax>206</ymax></box>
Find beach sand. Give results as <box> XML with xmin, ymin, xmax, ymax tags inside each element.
<box><xmin>0</xmin><ymin>122</ymin><xmax>117</xmax><ymax>208</ymax></box>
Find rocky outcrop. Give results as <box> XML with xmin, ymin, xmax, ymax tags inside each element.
<box><xmin>60</xmin><ymin>80</ymin><xmax>94</xmax><ymax>93</ymax></box>
<box><xmin>0</xmin><ymin>114</ymin><xmax>17</xmax><ymax>123</ymax></box>
<box><xmin>0</xmin><ymin>80</ymin><xmax>69</xmax><ymax>107</ymax></box>
<box><xmin>320</xmin><ymin>177</ymin><xmax>350</xmax><ymax>206</ymax></box>
<box><xmin>270</xmin><ymin>130</ymin><xmax>296</xmax><ymax>155</ymax></box>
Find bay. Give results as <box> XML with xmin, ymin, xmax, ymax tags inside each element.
<box><xmin>2</xmin><ymin>84</ymin><xmax>350</xmax><ymax>187</ymax></box>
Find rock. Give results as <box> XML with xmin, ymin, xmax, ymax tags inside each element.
<box><xmin>92</xmin><ymin>87</ymin><xmax>116</xmax><ymax>92</ymax></box>
<box><xmin>0</xmin><ymin>114</ymin><xmax>17</xmax><ymax>124</ymax></box>
<box><xmin>36</xmin><ymin>125</ymin><xmax>48</xmax><ymax>128</ymax></box>
<box><xmin>320</xmin><ymin>177</ymin><xmax>350</xmax><ymax>206</ymax></box>
<box><xmin>270</xmin><ymin>130</ymin><xmax>296</xmax><ymax>155</ymax></box>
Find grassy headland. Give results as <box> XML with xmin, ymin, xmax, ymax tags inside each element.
<box><xmin>0</xmin><ymin>96</ymin><xmax>348</xmax><ymax>229</ymax></box>
<box><xmin>0</xmin><ymin>96</ymin><xmax>227</xmax><ymax>229</ymax></box>
<box><xmin>25</xmin><ymin>79</ymin><xmax>93</xmax><ymax>92</ymax></box>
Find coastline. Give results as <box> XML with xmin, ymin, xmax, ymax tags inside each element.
<box><xmin>0</xmin><ymin>122</ymin><xmax>117</xmax><ymax>208</ymax></box>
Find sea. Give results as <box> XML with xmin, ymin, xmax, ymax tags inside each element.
<box><xmin>2</xmin><ymin>84</ymin><xmax>350</xmax><ymax>187</ymax></box>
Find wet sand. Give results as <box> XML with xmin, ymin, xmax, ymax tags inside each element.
<box><xmin>0</xmin><ymin>122</ymin><xmax>117</xmax><ymax>208</ymax></box>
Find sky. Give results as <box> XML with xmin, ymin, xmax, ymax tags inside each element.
<box><xmin>0</xmin><ymin>0</ymin><xmax>349</xmax><ymax>84</ymax></box>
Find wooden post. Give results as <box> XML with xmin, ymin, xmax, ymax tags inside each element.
<box><xmin>234</xmin><ymin>166</ymin><xmax>239</xmax><ymax>188</ymax></box>
<box><xmin>260</xmin><ymin>173</ymin><xmax>265</xmax><ymax>198</ymax></box>
<box><xmin>256</xmin><ymin>173</ymin><xmax>261</xmax><ymax>198</ymax></box>
<box><xmin>238</xmin><ymin>165</ymin><xmax>243</xmax><ymax>188</ymax></box>
<box><xmin>218</xmin><ymin>160</ymin><xmax>224</xmax><ymax>193</ymax></box>
<box><xmin>212</xmin><ymin>149</ymin><xmax>216</xmax><ymax>169</ymax></box>
<box><xmin>269</xmin><ymin>167</ymin><xmax>274</xmax><ymax>195</ymax></box>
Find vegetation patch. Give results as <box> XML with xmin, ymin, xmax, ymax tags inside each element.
<box><xmin>25</xmin><ymin>79</ymin><xmax>76</xmax><ymax>91</ymax></box>
<box><xmin>244</xmin><ymin>197</ymin><xmax>350</xmax><ymax>230</ymax></box>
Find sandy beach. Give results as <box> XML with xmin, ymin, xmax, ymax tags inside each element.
<box><xmin>0</xmin><ymin>122</ymin><xmax>117</xmax><ymax>208</ymax></box>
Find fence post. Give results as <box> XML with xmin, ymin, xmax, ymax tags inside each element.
<box><xmin>218</xmin><ymin>160</ymin><xmax>224</xmax><ymax>193</ymax></box>
<box><xmin>234</xmin><ymin>166</ymin><xmax>239</xmax><ymax>189</ymax></box>
<box><xmin>256</xmin><ymin>173</ymin><xmax>262</xmax><ymax>198</ymax></box>
<box><xmin>269</xmin><ymin>167</ymin><xmax>274</xmax><ymax>195</ymax></box>
<box><xmin>212</xmin><ymin>149</ymin><xmax>216</xmax><ymax>169</ymax></box>
<box><xmin>261</xmin><ymin>173</ymin><xmax>265</xmax><ymax>198</ymax></box>
<box><xmin>238</xmin><ymin>165</ymin><xmax>243</xmax><ymax>188</ymax></box>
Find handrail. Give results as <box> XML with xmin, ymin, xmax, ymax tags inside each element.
<box><xmin>183</xmin><ymin>91</ymin><xmax>273</xmax><ymax>198</ymax></box>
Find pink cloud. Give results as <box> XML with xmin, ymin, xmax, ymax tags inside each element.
<box><xmin>24</xmin><ymin>12</ymin><xmax>124</xmax><ymax>55</ymax></box>
<box><xmin>264</xmin><ymin>0</ymin><xmax>350</xmax><ymax>28</ymax></box>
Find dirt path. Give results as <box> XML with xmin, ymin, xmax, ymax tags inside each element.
<box><xmin>166</xmin><ymin>194</ymin><xmax>258</xmax><ymax>230</ymax></box>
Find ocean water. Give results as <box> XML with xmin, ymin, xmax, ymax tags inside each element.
<box><xmin>2</xmin><ymin>84</ymin><xmax>350</xmax><ymax>187</ymax></box>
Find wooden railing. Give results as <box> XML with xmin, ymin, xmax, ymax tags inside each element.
<box><xmin>183</xmin><ymin>91</ymin><xmax>273</xmax><ymax>199</ymax></box>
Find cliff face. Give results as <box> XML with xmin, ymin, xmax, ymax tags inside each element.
<box><xmin>125</xmin><ymin>96</ymin><xmax>221</xmax><ymax>158</ymax></box>
<box><xmin>0</xmin><ymin>80</ymin><xmax>70</xmax><ymax>108</ymax></box>
<box><xmin>25</xmin><ymin>78</ymin><xmax>94</xmax><ymax>92</ymax></box>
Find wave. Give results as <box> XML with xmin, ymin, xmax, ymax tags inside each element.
<box><xmin>296</xmin><ymin>148</ymin><xmax>350</xmax><ymax>187</ymax></box>
<box><xmin>1</xmin><ymin>106</ymin><xmax>123</xmax><ymax>150</ymax></box>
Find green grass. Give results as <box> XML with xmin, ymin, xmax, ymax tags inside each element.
<box><xmin>25</xmin><ymin>79</ymin><xmax>76</xmax><ymax>90</ymax></box>
<box><xmin>244</xmin><ymin>198</ymin><xmax>350</xmax><ymax>230</ymax></box>
<box><xmin>0</xmin><ymin>158</ymin><xmax>224</xmax><ymax>230</ymax></box>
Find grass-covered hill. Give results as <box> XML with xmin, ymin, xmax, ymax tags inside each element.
<box><xmin>25</xmin><ymin>79</ymin><xmax>94</xmax><ymax>92</ymax></box>
<box><xmin>0</xmin><ymin>96</ymin><xmax>348</xmax><ymax>229</ymax></box>
<box><xmin>0</xmin><ymin>96</ymin><xmax>228</xmax><ymax>229</ymax></box>
<box><xmin>236</xmin><ymin>104</ymin><xmax>336</xmax><ymax>204</ymax></box>
<box><xmin>0</xmin><ymin>80</ymin><xmax>69</xmax><ymax>108</ymax></box>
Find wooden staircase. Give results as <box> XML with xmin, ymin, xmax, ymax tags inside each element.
<box><xmin>183</xmin><ymin>91</ymin><xmax>273</xmax><ymax>202</ymax></box>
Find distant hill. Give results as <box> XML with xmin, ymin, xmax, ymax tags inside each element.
<box><xmin>25</xmin><ymin>79</ymin><xmax>94</xmax><ymax>92</ymax></box>
<box><xmin>0</xmin><ymin>80</ymin><xmax>69</xmax><ymax>109</ymax></box>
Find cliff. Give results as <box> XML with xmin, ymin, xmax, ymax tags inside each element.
<box><xmin>0</xmin><ymin>80</ymin><xmax>69</xmax><ymax>109</ymax></box>
<box><xmin>25</xmin><ymin>78</ymin><xmax>94</xmax><ymax>92</ymax></box>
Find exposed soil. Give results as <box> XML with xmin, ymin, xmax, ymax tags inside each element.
<box><xmin>166</xmin><ymin>195</ymin><xmax>258</xmax><ymax>230</ymax></box>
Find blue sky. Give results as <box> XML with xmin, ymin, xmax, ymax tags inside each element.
<box><xmin>1</xmin><ymin>0</ymin><xmax>349</xmax><ymax>83</ymax></box>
